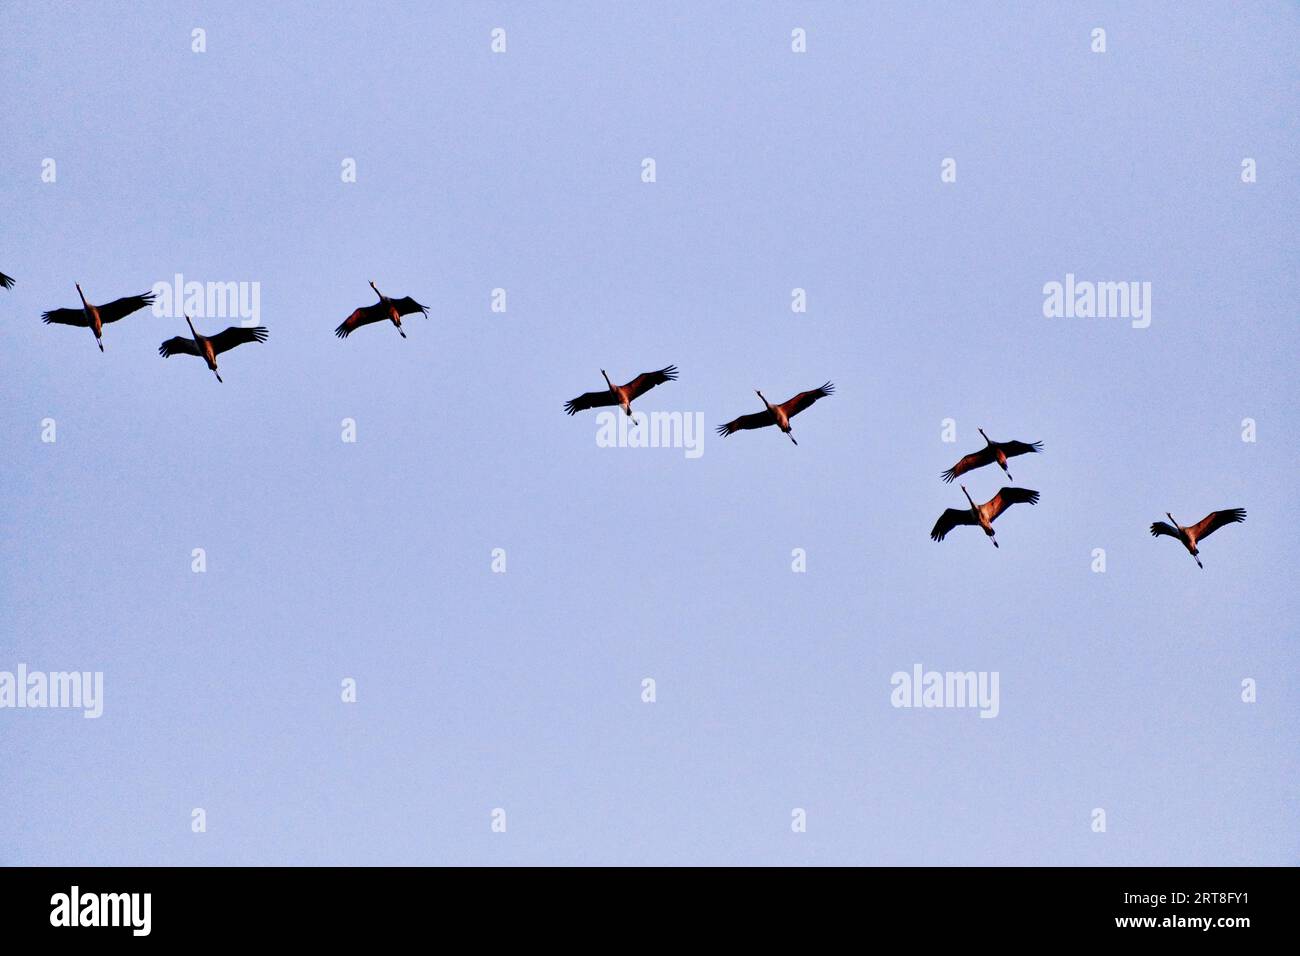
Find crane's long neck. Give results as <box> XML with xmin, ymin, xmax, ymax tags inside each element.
<box><xmin>962</xmin><ymin>486</ymin><xmax>977</xmax><ymax>510</ymax></box>
<box><xmin>979</xmin><ymin>428</ymin><xmax>990</xmax><ymax>445</ymax></box>
<box><xmin>185</xmin><ymin>315</ymin><xmax>199</xmax><ymax>338</ymax></box>
<box><xmin>1167</xmin><ymin>512</ymin><xmax>1178</xmax><ymax>529</ymax></box>
<box><xmin>370</xmin><ymin>281</ymin><xmax>384</xmax><ymax>301</ymax></box>
<box><xmin>76</xmin><ymin>284</ymin><xmax>89</xmax><ymax>308</ymax></box>
<box><xmin>602</xmin><ymin>370</ymin><xmax>614</xmax><ymax>391</ymax></box>
<box><xmin>757</xmin><ymin>391</ymin><xmax>772</xmax><ymax>411</ymax></box>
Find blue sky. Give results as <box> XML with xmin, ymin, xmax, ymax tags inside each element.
<box><xmin>1</xmin><ymin>2</ymin><xmax>1297</xmax><ymax>865</ymax></box>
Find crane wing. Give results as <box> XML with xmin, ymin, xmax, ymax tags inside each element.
<box><xmin>390</xmin><ymin>296</ymin><xmax>429</xmax><ymax>318</ymax></box>
<box><xmin>41</xmin><ymin>307</ymin><xmax>89</xmax><ymax>327</ymax></box>
<box><xmin>622</xmin><ymin>365</ymin><xmax>678</xmax><ymax>400</ymax></box>
<box><xmin>0</xmin><ymin>272</ymin><xmax>13</xmax><ymax>290</ymax></box>
<box><xmin>779</xmin><ymin>382</ymin><xmax>834</xmax><ymax>418</ymax></box>
<box><xmin>159</xmin><ymin>336</ymin><xmax>201</xmax><ymax>357</ymax></box>
<box><xmin>940</xmin><ymin>447</ymin><xmax>996</xmax><ymax>482</ymax></box>
<box><xmin>995</xmin><ymin>439</ymin><xmax>1043</xmax><ymax>459</ymax></box>
<box><xmin>1187</xmin><ymin>508</ymin><xmax>1245</xmax><ymax>541</ymax></box>
<box><xmin>98</xmin><ymin>292</ymin><xmax>156</xmax><ymax>324</ymax></box>
<box><xmin>931</xmin><ymin>508</ymin><xmax>977</xmax><ymax>541</ymax></box>
<box><xmin>565</xmin><ymin>390</ymin><xmax>619</xmax><ymax>415</ymax></box>
<box><xmin>715</xmin><ymin>410</ymin><xmax>776</xmax><ymax>436</ymax></box>
<box><xmin>982</xmin><ymin>487</ymin><xmax>1040</xmax><ymax>523</ymax></box>
<box><xmin>1149</xmin><ymin>521</ymin><xmax>1180</xmax><ymax>539</ymax></box>
<box><xmin>335</xmin><ymin>304</ymin><xmax>387</xmax><ymax>338</ymax></box>
<box><xmin>208</xmin><ymin>326</ymin><xmax>269</xmax><ymax>355</ymax></box>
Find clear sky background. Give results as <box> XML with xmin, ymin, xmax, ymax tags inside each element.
<box><xmin>1</xmin><ymin>2</ymin><xmax>1296</xmax><ymax>865</ymax></box>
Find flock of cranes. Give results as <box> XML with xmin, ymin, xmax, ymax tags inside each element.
<box><xmin>931</xmin><ymin>430</ymin><xmax>1043</xmax><ymax>548</ymax></box>
<box><xmin>562</xmin><ymin>368</ymin><xmax>838</xmax><ymax>448</ymax></box>
<box><xmin>28</xmin><ymin>280</ymin><xmax>438</xmax><ymax>375</ymax></box>
<box><xmin>4</xmin><ymin>272</ymin><xmax>1247</xmax><ymax>565</ymax></box>
<box><xmin>557</xmin><ymin>362</ymin><xmax>1245</xmax><ymax>565</ymax></box>
<box><xmin>37</xmin><ymin>281</ymin><xmax>267</xmax><ymax>373</ymax></box>
<box><xmin>925</xmin><ymin>430</ymin><xmax>1246</xmax><ymax>565</ymax></box>
<box><xmin>564</xmin><ymin>367</ymin><xmax>838</xmax><ymax>448</ymax></box>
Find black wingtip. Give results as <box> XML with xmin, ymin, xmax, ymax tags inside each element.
<box><xmin>1006</xmin><ymin>488</ymin><xmax>1042</xmax><ymax>507</ymax></box>
<box><xmin>940</xmin><ymin>469</ymin><xmax>956</xmax><ymax>483</ymax></box>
